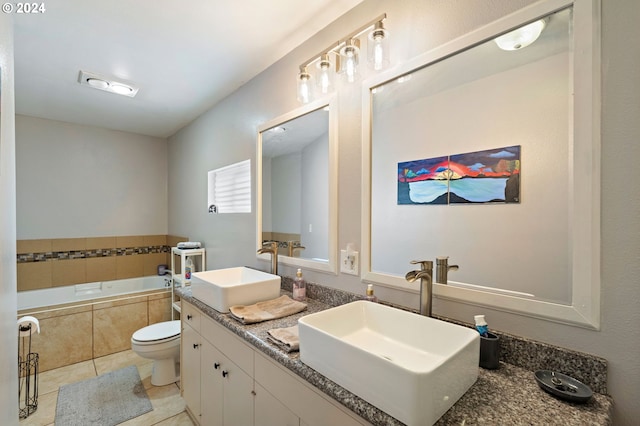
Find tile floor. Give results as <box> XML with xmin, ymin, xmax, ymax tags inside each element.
<box><xmin>18</xmin><ymin>350</ymin><xmax>194</xmax><ymax>426</ymax></box>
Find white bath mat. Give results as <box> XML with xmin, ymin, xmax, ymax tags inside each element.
<box><xmin>55</xmin><ymin>365</ymin><xmax>153</xmax><ymax>425</ymax></box>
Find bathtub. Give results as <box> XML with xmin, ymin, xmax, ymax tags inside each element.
<box><xmin>17</xmin><ymin>275</ymin><xmax>171</xmax><ymax>311</ymax></box>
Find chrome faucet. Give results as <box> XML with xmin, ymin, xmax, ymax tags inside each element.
<box><xmin>405</xmin><ymin>260</ymin><xmax>434</xmax><ymax>317</ymax></box>
<box><xmin>257</xmin><ymin>241</ymin><xmax>278</xmax><ymax>275</ymax></box>
<box><xmin>435</xmin><ymin>256</ymin><xmax>459</xmax><ymax>284</ymax></box>
<box><xmin>287</xmin><ymin>241</ymin><xmax>306</xmax><ymax>257</ymax></box>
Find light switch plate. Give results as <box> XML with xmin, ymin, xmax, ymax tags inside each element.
<box><xmin>340</xmin><ymin>249</ymin><xmax>359</xmax><ymax>275</ymax></box>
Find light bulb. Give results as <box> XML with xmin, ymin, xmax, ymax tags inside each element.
<box><xmin>316</xmin><ymin>54</ymin><xmax>333</xmax><ymax>95</ymax></box>
<box><xmin>297</xmin><ymin>68</ymin><xmax>313</xmax><ymax>104</ymax></box>
<box><xmin>368</xmin><ymin>22</ymin><xmax>389</xmax><ymax>71</ymax></box>
<box><xmin>345</xmin><ymin>50</ymin><xmax>356</xmax><ymax>83</ymax></box>
<box><xmin>339</xmin><ymin>39</ymin><xmax>360</xmax><ymax>83</ymax></box>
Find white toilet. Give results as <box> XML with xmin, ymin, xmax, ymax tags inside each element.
<box><xmin>131</xmin><ymin>320</ymin><xmax>181</xmax><ymax>386</ymax></box>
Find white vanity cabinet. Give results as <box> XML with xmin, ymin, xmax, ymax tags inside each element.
<box><xmin>181</xmin><ymin>301</ymin><xmax>254</xmax><ymax>426</ymax></box>
<box><xmin>180</xmin><ymin>300</ymin><xmax>369</xmax><ymax>426</ymax></box>
<box><xmin>254</xmin><ymin>352</ymin><xmax>366</xmax><ymax>426</ymax></box>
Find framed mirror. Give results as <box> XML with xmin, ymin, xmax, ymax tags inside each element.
<box><xmin>362</xmin><ymin>0</ymin><xmax>601</xmax><ymax>328</ymax></box>
<box><xmin>257</xmin><ymin>96</ymin><xmax>338</xmax><ymax>273</ymax></box>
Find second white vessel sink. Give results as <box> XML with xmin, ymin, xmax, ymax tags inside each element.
<box><xmin>298</xmin><ymin>301</ymin><xmax>480</xmax><ymax>425</ymax></box>
<box><xmin>191</xmin><ymin>267</ymin><xmax>281</xmax><ymax>313</ymax></box>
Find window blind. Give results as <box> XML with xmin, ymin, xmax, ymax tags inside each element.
<box><xmin>208</xmin><ymin>159</ymin><xmax>251</xmax><ymax>213</ymax></box>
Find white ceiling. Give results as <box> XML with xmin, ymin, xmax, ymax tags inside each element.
<box><xmin>13</xmin><ymin>0</ymin><xmax>363</xmax><ymax>138</ymax></box>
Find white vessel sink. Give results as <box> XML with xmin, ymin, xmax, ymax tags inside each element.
<box><xmin>298</xmin><ymin>301</ymin><xmax>480</xmax><ymax>425</ymax></box>
<box><xmin>191</xmin><ymin>267</ymin><xmax>281</xmax><ymax>313</ymax></box>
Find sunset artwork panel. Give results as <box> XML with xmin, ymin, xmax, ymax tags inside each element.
<box><xmin>397</xmin><ymin>146</ymin><xmax>521</xmax><ymax>205</ymax></box>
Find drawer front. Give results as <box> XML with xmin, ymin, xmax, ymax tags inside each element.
<box><xmin>181</xmin><ymin>301</ymin><xmax>201</xmax><ymax>333</ymax></box>
<box><xmin>200</xmin><ymin>314</ymin><xmax>254</xmax><ymax>376</ymax></box>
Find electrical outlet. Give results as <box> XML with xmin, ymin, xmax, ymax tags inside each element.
<box><xmin>340</xmin><ymin>249</ymin><xmax>359</xmax><ymax>275</ymax></box>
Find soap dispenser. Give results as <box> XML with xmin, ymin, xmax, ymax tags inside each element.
<box><xmin>293</xmin><ymin>269</ymin><xmax>306</xmax><ymax>301</ymax></box>
<box><xmin>365</xmin><ymin>284</ymin><xmax>378</xmax><ymax>303</ymax></box>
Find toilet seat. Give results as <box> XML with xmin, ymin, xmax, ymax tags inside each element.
<box><xmin>132</xmin><ymin>320</ymin><xmax>180</xmax><ymax>346</ymax></box>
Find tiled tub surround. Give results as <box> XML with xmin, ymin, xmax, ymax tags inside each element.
<box><xmin>17</xmin><ymin>289</ymin><xmax>172</xmax><ymax>373</ymax></box>
<box><xmin>178</xmin><ymin>279</ymin><xmax>612</xmax><ymax>426</ymax></box>
<box><xmin>16</xmin><ymin>234</ymin><xmax>188</xmax><ymax>291</ymax></box>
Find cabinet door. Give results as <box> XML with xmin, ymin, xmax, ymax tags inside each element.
<box><xmin>222</xmin><ymin>355</ymin><xmax>254</xmax><ymax>426</ymax></box>
<box><xmin>182</xmin><ymin>323</ymin><xmax>202</xmax><ymax>420</ymax></box>
<box><xmin>254</xmin><ymin>383</ymin><xmax>299</xmax><ymax>426</ymax></box>
<box><xmin>201</xmin><ymin>340</ymin><xmax>224</xmax><ymax>426</ymax></box>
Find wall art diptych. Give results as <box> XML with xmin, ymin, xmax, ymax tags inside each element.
<box><xmin>398</xmin><ymin>145</ymin><xmax>520</xmax><ymax>205</ymax></box>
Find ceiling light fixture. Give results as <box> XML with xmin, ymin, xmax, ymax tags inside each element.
<box><xmin>494</xmin><ymin>19</ymin><xmax>547</xmax><ymax>51</ymax></box>
<box><xmin>78</xmin><ymin>70</ymin><xmax>139</xmax><ymax>97</ymax></box>
<box><xmin>296</xmin><ymin>13</ymin><xmax>388</xmax><ymax>103</ymax></box>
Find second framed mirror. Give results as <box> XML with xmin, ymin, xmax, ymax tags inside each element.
<box><xmin>257</xmin><ymin>97</ymin><xmax>338</xmax><ymax>274</ymax></box>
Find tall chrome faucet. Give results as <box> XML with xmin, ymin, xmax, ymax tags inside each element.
<box><xmin>257</xmin><ymin>241</ymin><xmax>278</xmax><ymax>275</ymax></box>
<box><xmin>405</xmin><ymin>260</ymin><xmax>434</xmax><ymax>317</ymax></box>
<box><xmin>435</xmin><ymin>256</ymin><xmax>459</xmax><ymax>284</ymax></box>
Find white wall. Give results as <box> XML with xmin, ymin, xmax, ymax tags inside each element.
<box><xmin>16</xmin><ymin>115</ymin><xmax>168</xmax><ymax>239</ymax></box>
<box><xmin>271</xmin><ymin>152</ymin><xmax>302</xmax><ymax>234</ymax></box>
<box><xmin>0</xmin><ymin>10</ymin><xmax>18</xmax><ymax>423</ymax></box>
<box><xmin>301</xmin><ymin>133</ymin><xmax>329</xmax><ymax>259</ymax></box>
<box><xmin>168</xmin><ymin>0</ymin><xmax>639</xmax><ymax>423</ymax></box>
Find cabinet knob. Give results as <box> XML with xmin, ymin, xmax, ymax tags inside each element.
<box><xmin>222</xmin><ymin>370</ymin><xmax>229</xmax><ymax>378</ymax></box>
<box><xmin>193</xmin><ymin>343</ymin><xmax>200</xmax><ymax>349</ymax></box>
<box><xmin>214</xmin><ymin>362</ymin><xmax>220</xmax><ymax>369</ymax></box>
<box><xmin>251</xmin><ymin>390</ymin><xmax>256</xmax><ymax>396</ymax></box>
<box><xmin>187</xmin><ymin>314</ymin><xmax>193</xmax><ymax>320</ymax></box>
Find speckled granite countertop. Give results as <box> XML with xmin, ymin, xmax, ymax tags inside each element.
<box><xmin>177</xmin><ymin>287</ymin><xmax>612</xmax><ymax>426</ymax></box>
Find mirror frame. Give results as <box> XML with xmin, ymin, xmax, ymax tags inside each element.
<box><xmin>257</xmin><ymin>95</ymin><xmax>339</xmax><ymax>274</ymax></box>
<box><xmin>361</xmin><ymin>0</ymin><xmax>601</xmax><ymax>329</ymax></box>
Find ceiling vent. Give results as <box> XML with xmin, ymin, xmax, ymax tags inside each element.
<box><xmin>78</xmin><ymin>70</ymin><xmax>139</xmax><ymax>97</ymax></box>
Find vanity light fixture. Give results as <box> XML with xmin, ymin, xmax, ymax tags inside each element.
<box><xmin>296</xmin><ymin>13</ymin><xmax>388</xmax><ymax>103</ymax></box>
<box><xmin>78</xmin><ymin>70</ymin><xmax>139</xmax><ymax>97</ymax></box>
<box><xmin>296</xmin><ymin>66</ymin><xmax>313</xmax><ymax>104</ymax></box>
<box><xmin>494</xmin><ymin>19</ymin><xmax>547</xmax><ymax>51</ymax></box>
<box><xmin>316</xmin><ymin>53</ymin><xmax>334</xmax><ymax>95</ymax></box>
<box><xmin>339</xmin><ymin>39</ymin><xmax>360</xmax><ymax>83</ymax></box>
<box><xmin>368</xmin><ymin>21</ymin><xmax>389</xmax><ymax>71</ymax></box>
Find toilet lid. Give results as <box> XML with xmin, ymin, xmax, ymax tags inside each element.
<box><xmin>132</xmin><ymin>320</ymin><xmax>180</xmax><ymax>342</ymax></box>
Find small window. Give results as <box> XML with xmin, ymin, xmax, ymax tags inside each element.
<box><xmin>208</xmin><ymin>159</ymin><xmax>251</xmax><ymax>214</ymax></box>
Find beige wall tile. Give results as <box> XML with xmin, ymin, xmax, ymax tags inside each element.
<box><xmin>17</xmin><ymin>239</ymin><xmax>52</xmax><ymax>254</ymax></box>
<box><xmin>143</xmin><ymin>253</ymin><xmax>168</xmax><ymax>276</ymax></box>
<box><xmin>52</xmin><ymin>258</ymin><xmax>86</xmax><ymax>287</ymax></box>
<box><xmin>116</xmin><ymin>235</ymin><xmax>145</xmax><ymax>248</ymax></box>
<box><xmin>116</xmin><ymin>255</ymin><xmax>144</xmax><ymax>279</ymax></box>
<box><xmin>18</xmin><ymin>303</ymin><xmax>92</xmax><ymax>319</ymax></box>
<box><xmin>166</xmin><ymin>235</ymin><xmax>188</xmax><ymax>248</ymax></box>
<box><xmin>143</xmin><ymin>235</ymin><xmax>167</xmax><ymax>246</ymax></box>
<box><xmin>51</xmin><ymin>238</ymin><xmax>86</xmax><ymax>252</ymax></box>
<box><xmin>86</xmin><ymin>236</ymin><xmax>117</xmax><ymax>250</ymax></box>
<box><xmin>86</xmin><ymin>256</ymin><xmax>117</xmax><ymax>282</ymax></box>
<box><xmin>148</xmin><ymin>290</ymin><xmax>171</xmax><ymax>301</ymax></box>
<box><xmin>93</xmin><ymin>301</ymin><xmax>148</xmax><ymax>357</ymax></box>
<box><xmin>93</xmin><ymin>294</ymin><xmax>148</xmax><ymax>310</ymax></box>
<box><xmin>28</xmin><ymin>311</ymin><xmax>93</xmax><ymax>372</ymax></box>
<box><xmin>149</xmin><ymin>296</ymin><xmax>172</xmax><ymax>324</ymax></box>
<box><xmin>17</xmin><ymin>262</ymin><xmax>52</xmax><ymax>291</ymax></box>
